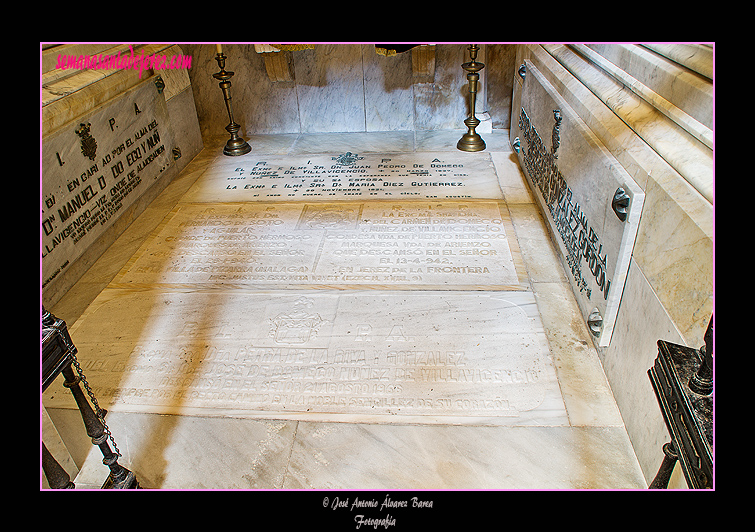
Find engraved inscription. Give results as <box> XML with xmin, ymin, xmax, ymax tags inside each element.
<box><xmin>518</xmin><ymin>107</ymin><xmax>610</xmax><ymax>301</ymax></box>
<box><xmin>43</xmin><ymin>291</ymin><xmax>567</xmax><ymax>424</ymax></box>
<box><xmin>118</xmin><ymin>202</ymin><xmax>522</xmax><ymax>288</ymax></box>
<box><xmin>512</xmin><ymin>60</ymin><xmax>644</xmax><ymax>347</ymax></box>
<box><xmin>181</xmin><ymin>152</ymin><xmax>503</xmax><ymax>202</ymax></box>
<box><xmin>42</xmin><ymin>79</ymin><xmax>174</xmax><ymax>290</ymax></box>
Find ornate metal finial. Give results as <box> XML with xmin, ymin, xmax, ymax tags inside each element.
<box><xmin>551</xmin><ymin>110</ymin><xmax>562</xmax><ymax>159</ymax></box>
<box><xmin>689</xmin><ymin>316</ymin><xmax>713</xmax><ymax>395</ymax></box>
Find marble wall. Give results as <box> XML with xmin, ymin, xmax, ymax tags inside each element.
<box><xmin>181</xmin><ymin>43</ymin><xmax>517</xmax><ymax>139</ymax></box>
<box><xmin>510</xmin><ymin>44</ymin><xmax>713</xmax><ymax>488</ymax></box>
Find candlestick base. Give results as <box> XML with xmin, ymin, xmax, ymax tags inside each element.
<box><xmin>457</xmin><ymin>117</ymin><xmax>486</xmax><ymax>152</ymax></box>
<box><xmin>223</xmin><ymin>122</ymin><xmax>252</xmax><ymax>156</ymax></box>
<box><xmin>224</xmin><ymin>139</ymin><xmax>252</xmax><ymax>156</ymax></box>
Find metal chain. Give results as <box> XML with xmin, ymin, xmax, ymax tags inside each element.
<box><xmin>69</xmin><ymin>353</ymin><xmax>122</xmax><ymax>459</ymax></box>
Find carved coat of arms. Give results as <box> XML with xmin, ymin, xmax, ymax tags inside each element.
<box><xmin>270</xmin><ymin>297</ymin><xmax>324</xmax><ymax>344</ymax></box>
<box><xmin>75</xmin><ymin>122</ymin><xmax>97</xmax><ymax>161</ymax></box>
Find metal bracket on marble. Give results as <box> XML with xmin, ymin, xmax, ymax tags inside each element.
<box><xmin>612</xmin><ymin>187</ymin><xmax>630</xmax><ymax>222</ymax></box>
<box><xmin>154</xmin><ymin>75</ymin><xmax>165</xmax><ymax>94</ymax></box>
<box><xmin>587</xmin><ymin>308</ymin><xmax>603</xmax><ymax>337</ymax></box>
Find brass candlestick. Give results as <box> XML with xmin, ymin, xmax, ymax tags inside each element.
<box><xmin>213</xmin><ymin>51</ymin><xmax>251</xmax><ymax>156</ymax></box>
<box><xmin>457</xmin><ymin>44</ymin><xmax>486</xmax><ymax>152</ymax></box>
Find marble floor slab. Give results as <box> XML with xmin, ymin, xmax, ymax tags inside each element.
<box><xmin>284</xmin><ymin>422</ymin><xmax>645</xmax><ymax>490</ymax></box>
<box><xmin>43</xmin><ymin>131</ymin><xmax>644</xmax><ymax>490</ymax></box>
<box><xmin>43</xmin><ymin>289</ymin><xmax>567</xmax><ymax>426</ymax></box>
<box><xmin>47</xmin><ymin>408</ymin><xmax>298</xmax><ymax>490</ymax></box>
<box><xmin>47</xmin><ymin>411</ymin><xmax>644</xmax><ymax>490</ymax></box>
<box><xmin>291</xmin><ymin>131</ymin><xmax>416</xmax><ymax>154</ymax></box>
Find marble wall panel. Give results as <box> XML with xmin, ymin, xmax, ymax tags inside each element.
<box><xmin>294</xmin><ymin>44</ymin><xmax>366</xmax><ymax>133</ymax></box>
<box><xmin>234</xmin><ymin>46</ymin><xmax>302</xmax><ymax>135</ymax></box>
<box><xmin>413</xmin><ymin>44</ymin><xmax>468</xmax><ymax>131</ymax></box>
<box><xmin>585</xmin><ymin>44</ymin><xmax>713</xmax><ymax>130</ymax></box>
<box><xmin>632</xmin><ymin>175</ymin><xmax>713</xmax><ymax>347</ymax></box>
<box><xmin>511</xmin><ymin>44</ymin><xmax>714</xmax><ymax>487</ymax></box>
<box><xmin>165</xmin><ymin>86</ymin><xmax>203</xmax><ymax>176</ymax></box>
<box><xmin>543</xmin><ymin>44</ymin><xmax>712</xmax><ymax>203</ymax></box>
<box><xmin>185</xmin><ymin>43</ymin><xmax>509</xmax><ymax>136</ymax></box>
<box><xmin>515</xmin><ymin>45</ymin><xmax>652</xmax><ymax>194</ymax></box>
<box><xmin>42</xmin><ymin>45</ymin><xmax>205</xmax><ymax>310</ymax></box>
<box><xmin>600</xmin><ymin>259</ymin><xmax>688</xmax><ymax>488</ymax></box>
<box><xmin>150</xmin><ymin>45</ymin><xmax>192</xmax><ymax>101</ymax></box>
<box><xmin>181</xmin><ymin>44</ymin><xmax>231</xmax><ymax>138</ymax></box>
<box><xmin>486</xmin><ymin>44</ymin><xmax>517</xmax><ymax>129</ymax></box>
<box><xmin>641</xmin><ymin>43</ymin><xmax>713</xmax><ymax>80</ymax></box>
<box><xmin>41</xmin><ymin>407</ymin><xmax>79</xmax><ymax>487</ymax></box>
<box><xmin>182</xmin><ymin>44</ymin><xmax>302</xmax><ymax>137</ymax></box>
<box><xmin>361</xmin><ymin>44</ymin><xmax>414</xmax><ymax>131</ymax></box>
<box><xmin>43</xmin><ymin>67</ymin><xmax>146</xmax><ymax>137</ymax></box>
<box><xmin>515</xmin><ymin>43</ymin><xmax>713</xmax><ymax>348</ymax></box>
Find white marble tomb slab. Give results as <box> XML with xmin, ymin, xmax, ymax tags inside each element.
<box><xmin>42</xmin><ymin>77</ymin><xmax>176</xmax><ymax>291</ymax></box>
<box><xmin>114</xmin><ymin>201</ymin><xmax>526</xmax><ymax>290</ymax></box>
<box><xmin>42</xmin><ymin>289</ymin><xmax>568</xmax><ymax>426</ymax></box>
<box><xmin>179</xmin><ymin>151</ymin><xmax>502</xmax><ymax>203</ymax></box>
<box><xmin>511</xmin><ymin>61</ymin><xmax>644</xmax><ymax>347</ymax></box>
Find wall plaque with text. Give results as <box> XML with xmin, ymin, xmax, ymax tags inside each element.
<box><xmin>42</xmin><ymin>77</ymin><xmax>175</xmax><ymax>291</ymax></box>
<box><xmin>511</xmin><ymin>61</ymin><xmax>644</xmax><ymax>347</ymax></box>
